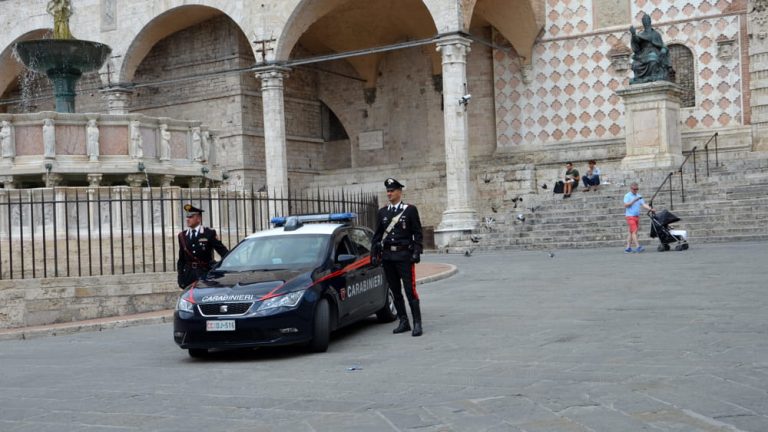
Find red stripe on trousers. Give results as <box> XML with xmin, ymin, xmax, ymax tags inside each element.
<box><xmin>411</xmin><ymin>263</ymin><xmax>419</xmax><ymax>300</ymax></box>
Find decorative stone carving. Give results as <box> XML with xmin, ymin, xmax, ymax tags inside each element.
<box><xmin>43</xmin><ymin>118</ymin><xmax>56</xmax><ymax>159</ymax></box>
<box><xmin>0</xmin><ymin>120</ymin><xmax>15</xmax><ymax>160</ymax></box>
<box><xmin>86</xmin><ymin>119</ymin><xmax>99</xmax><ymax>162</ymax></box>
<box><xmin>520</xmin><ymin>63</ymin><xmax>533</xmax><ymax>85</ymax></box>
<box><xmin>191</xmin><ymin>127</ymin><xmax>203</xmax><ymax>162</ymax></box>
<box><xmin>363</xmin><ymin>88</ymin><xmax>377</xmax><ymax>105</ymax></box>
<box><xmin>716</xmin><ymin>35</ymin><xmax>736</xmax><ymax>60</ymax></box>
<box><xmin>159</xmin><ymin>123</ymin><xmax>171</xmax><ymax>161</ymax></box>
<box><xmin>129</xmin><ymin>119</ymin><xmax>143</xmax><ymax>159</ymax></box>
<box><xmin>629</xmin><ymin>13</ymin><xmax>673</xmax><ymax>84</ymax></box>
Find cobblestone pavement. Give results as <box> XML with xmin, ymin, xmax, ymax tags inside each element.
<box><xmin>1</xmin><ymin>242</ymin><xmax>767</xmax><ymax>431</ymax></box>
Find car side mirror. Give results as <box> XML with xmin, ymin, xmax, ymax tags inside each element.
<box><xmin>336</xmin><ymin>254</ymin><xmax>356</xmax><ymax>266</ymax></box>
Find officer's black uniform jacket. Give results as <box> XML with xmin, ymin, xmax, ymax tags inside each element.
<box><xmin>176</xmin><ymin>226</ymin><xmax>228</xmax><ymax>288</ymax></box>
<box><xmin>371</xmin><ymin>203</ymin><xmax>423</xmax><ymax>262</ymax></box>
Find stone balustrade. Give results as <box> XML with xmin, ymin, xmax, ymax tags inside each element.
<box><xmin>0</xmin><ymin>112</ymin><xmax>222</xmax><ymax>187</ymax></box>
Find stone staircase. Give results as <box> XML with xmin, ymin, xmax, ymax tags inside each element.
<box><xmin>451</xmin><ymin>153</ymin><xmax>768</xmax><ymax>252</ymax></box>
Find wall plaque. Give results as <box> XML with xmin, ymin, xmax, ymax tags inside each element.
<box><xmin>358</xmin><ymin>130</ymin><xmax>383</xmax><ymax>150</ymax></box>
<box><xmin>594</xmin><ymin>0</ymin><xmax>630</xmax><ymax>29</ymax></box>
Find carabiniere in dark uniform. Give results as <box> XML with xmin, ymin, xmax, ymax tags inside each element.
<box><xmin>177</xmin><ymin>204</ymin><xmax>229</xmax><ymax>289</ymax></box>
<box><xmin>371</xmin><ymin>178</ymin><xmax>424</xmax><ymax>337</ymax></box>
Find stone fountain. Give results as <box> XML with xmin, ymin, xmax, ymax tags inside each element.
<box><xmin>13</xmin><ymin>0</ymin><xmax>111</xmax><ymax>113</ymax></box>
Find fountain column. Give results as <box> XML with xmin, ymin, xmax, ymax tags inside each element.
<box><xmin>434</xmin><ymin>34</ymin><xmax>477</xmax><ymax>248</ymax></box>
<box><xmin>255</xmin><ymin>66</ymin><xmax>290</xmax><ymax>197</ymax></box>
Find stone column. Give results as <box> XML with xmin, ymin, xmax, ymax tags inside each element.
<box><xmin>255</xmin><ymin>66</ymin><xmax>290</xmax><ymax>197</ymax></box>
<box><xmin>749</xmin><ymin>0</ymin><xmax>768</xmax><ymax>151</ymax></box>
<box><xmin>100</xmin><ymin>86</ymin><xmax>133</xmax><ymax>115</ymax></box>
<box><xmin>617</xmin><ymin>81</ymin><xmax>685</xmax><ymax>169</ymax></box>
<box><xmin>86</xmin><ymin>174</ymin><xmax>103</xmax><ymax>230</ymax></box>
<box><xmin>434</xmin><ymin>35</ymin><xmax>477</xmax><ymax>247</ymax></box>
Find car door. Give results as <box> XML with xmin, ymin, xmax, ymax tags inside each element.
<box><xmin>348</xmin><ymin>227</ymin><xmax>387</xmax><ymax>315</ymax></box>
<box><xmin>332</xmin><ymin>232</ymin><xmax>363</xmax><ymax>321</ymax></box>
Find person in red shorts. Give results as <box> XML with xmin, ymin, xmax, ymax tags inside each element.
<box><xmin>623</xmin><ymin>182</ymin><xmax>655</xmax><ymax>253</ymax></box>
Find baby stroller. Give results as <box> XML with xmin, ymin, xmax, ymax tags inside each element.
<box><xmin>649</xmin><ymin>209</ymin><xmax>689</xmax><ymax>252</ymax></box>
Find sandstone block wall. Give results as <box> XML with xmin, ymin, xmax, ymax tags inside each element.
<box><xmin>0</xmin><ymin>273</ymin><xmax>178</xmax><ymax>329</ymax></box>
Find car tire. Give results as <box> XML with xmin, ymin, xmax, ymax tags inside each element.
<box><xmin>308</xmin><ymin>298</ymin><xmax>330</xmax><ymax>353</ymax></box>
<box><xmin>376</xmin><ymin>289</ymin><xmax>398</xmax><ymax>323</ymax></box>
<box><xmin>188</xmin><ymin>348</ymin><xmax>209</xmax><ymax>358</ymax></box>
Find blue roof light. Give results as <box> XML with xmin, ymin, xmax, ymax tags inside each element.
<box><xmin>271</xmin><ymin>212</ymin><xmax>357</xmax><ymax>227</ymax></box>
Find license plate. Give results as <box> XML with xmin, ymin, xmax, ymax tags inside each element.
<box><xmin>206</xmin><ymin>320</ymin><xmax>235</xmax><ymax>331</ymax></box>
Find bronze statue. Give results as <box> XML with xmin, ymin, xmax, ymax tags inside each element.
<box><xmin>47</xmin><ymin>0</ymin><xmax>73</xmax><ymax>40</ymax></box>
<box><xmin>629</xmin><ymin>14</ymin><xmax>673</xmax><ymax>84</ymax></box>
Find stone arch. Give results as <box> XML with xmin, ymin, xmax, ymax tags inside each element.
<box><xmin>468</xmin><ymin>0</ymin><xmax>545</xmax><ymax>64</ymax></box>
<box><xmin>276</xmin><ymin>0</ymin><xmax>439</xmax><ymax>88</ymax></box>
<box><xmin>668</xmin><ymin>42</ymin><xmax>696</xmax><ymax>108</ymax></box>
<box><xmin>0</xmin><ymin>29</ymin><xmax>51</xmax><ymax>103</ymax></box>
<box><xmin>120</xmin><ymin>5</ymin><xmax>248</xmax><ymax>83</ymax></box>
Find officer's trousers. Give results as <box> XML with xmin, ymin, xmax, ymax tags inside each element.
<box><xmin>382</xmin><ymin>260</ymin><xmax>419</xmax><ymax>316</ymax></box>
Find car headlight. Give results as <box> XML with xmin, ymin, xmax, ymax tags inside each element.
<box><xmin>176</xmin><ymin>296</ymin><xmax>195</xmax><ymax>313</ymax></box>
<box><xmin>253</xmin><ymin>290</ymin><xmax>305</xmax><ymax>316</ymax></box>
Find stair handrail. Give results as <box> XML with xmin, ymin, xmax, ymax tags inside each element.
<box><xmin>649</xmin><ymin>171</ymin><xmax>675</xmax><ymax>210</ymax></box>
<box><xmin>678</xmin><ymin>145</ymin><xmax>697</xmax><ymax>204</ymax></box>
<box><xmin>702</xmin><ymin>132</ymin><xmax>719</xmax><ymax>177</ymax></box>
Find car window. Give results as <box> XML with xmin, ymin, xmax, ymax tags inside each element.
<box><xmin>335</xmin><ymin>235</ymin><xmax>356</xmax><ymax>261</ymax></box>
<box><xmin>218</xmin><ymin>234</ymin><xmax>329</xmax><ymax>271</ymax></box>
<box><xmin>348</xmin><ymin>228</ymin><xmax>372</xmax><ymax>255</ymax></box>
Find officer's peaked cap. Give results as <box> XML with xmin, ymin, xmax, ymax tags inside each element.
<box><xmin>384</xmin><ymin>178</ymin><xmax>405</xmax><ymax>190</ymax></box>
<box><xmin>184</xmin><ymin>204</ymin><xmax>204</xmax><ymax>216</ymax></box>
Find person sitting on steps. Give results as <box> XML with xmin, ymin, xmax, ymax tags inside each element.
<box><xmin>563</xmin><ymin>162</ymin><xmax>580</xmax><ymax>198</ymax></box>
<box><xmin>582</xmin><ymin>160</ymin><xmax>601</xmax><ymax>192</ymax></box>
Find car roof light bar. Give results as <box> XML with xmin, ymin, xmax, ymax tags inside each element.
<box><xmin>271</xmin><ymin>212</ymin><xmax>358</xmax><ymax>227</ymax></box>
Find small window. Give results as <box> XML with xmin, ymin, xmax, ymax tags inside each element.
<box><xmin>669</xmin><ymin>44</ymin><xmax>695</xmax><ymax>108</ymax></box>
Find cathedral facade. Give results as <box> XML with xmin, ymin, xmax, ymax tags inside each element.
<box><xmin>1</xmin><ymin>0</ymin><xmax>765</xmax><ymax>243</ymax></box>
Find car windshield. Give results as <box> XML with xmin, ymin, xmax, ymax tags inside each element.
<box><xmin>217</xmin><ymin>234</ymin><xmax>330</xmax><ymax>271</ymax></box>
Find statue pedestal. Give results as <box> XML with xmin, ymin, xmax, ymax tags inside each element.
<box><xmin>617</xmin><ymin>81</ymin><xmax>684</xmax><ymax>170</ymax></box>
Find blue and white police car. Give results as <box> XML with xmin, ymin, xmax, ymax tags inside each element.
<box><xmin>173</xmin><ymin>213</ymin><xmax>396</xmax><ymax>357</ymax></box>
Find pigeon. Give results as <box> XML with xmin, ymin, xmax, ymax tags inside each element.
<box><xmin>541</xmin><ymin>183</ymin><xmax>548</xmax><ymax>190</ymax></box>
<box><xmin>548</xmin><ymin>251</ymin><xmax>555</xmax><ymax>258</ymax></box>
<box><xmin>528</xmin><ymin>206</ymin><xmax>541</xmax><ymax>213</ymax></box>
<box><xmin>470</xmin><ymin>235</ymin><xmax>481</xmax><ymax>243</ymax></box>
<box><xmin>516</xmin><ymin>213</ymin><xmax>526</xmax><ymax>222</ymax></box>
<box><xmin>464</xmin><ymin>248</ymin><xmax>473</xmax><ymax>257</ymax></box>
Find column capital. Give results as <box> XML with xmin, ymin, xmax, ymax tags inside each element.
<box><xmin>188</xmin><ymin>177</ymin><xmax>203</xmax><ymax>189</ymax></box>
<box><xmin>45</xmin><ymin>173</ymin><xmax>64</xmax><ymax>187</ymax></box>
<box><xmin>100</xmin><ymin>85</ymin><xmax>134</xmax><ymax>115</ymax></box>
<box><xmin>254</xmin><ymin>65</ymin><xmax>291</xmax><ymax>88</ymax></box>
<box><xmin>125</xmin><ymin>174</ymin><xmax>145</xmax><ymax>187</ymax></box>
<box><xmin>87</xmin><ymin>173</ymin><xmax>103</xmax><ymax>187</ymax></box>
<box><xmin>435</xmin><ymin>34</ymin><xmax>472</xmax><ymax>64</ymax></box>
<box><xmin>0</xmin><ymin>175</ymin><xmax>16</xmax><ymax>189</ymax></box>
<box><xmin>160</xmin><ymin>175</ymin><xmax>175</xmax><ymax>188</ymax></box>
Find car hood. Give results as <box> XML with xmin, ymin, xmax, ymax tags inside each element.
<box><xmin>190</xmin><ymin>269</ymin><xmax>311</xmax><ymax>303</ymax></box>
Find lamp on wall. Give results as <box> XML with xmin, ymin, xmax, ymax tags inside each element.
<box><xmin>44</xmin><ymin>162</ymin><xmax>52</xmax><ymax>187</ymax></box>
<box><xmin>201</xmin><ymin>166</ymin><xmax>210</xmax><ymax>176</ymax></box>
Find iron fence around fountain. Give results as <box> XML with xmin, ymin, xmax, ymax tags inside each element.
<box><xmin>0</xmin><ymin>186</ymin><xmax>378</xmax><ymax>280</ymax></box>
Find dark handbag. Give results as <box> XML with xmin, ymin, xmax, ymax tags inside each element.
<box><xmin>553</xmin><ymin>180</ymin><xmax>564</xmax><ymax>194</ymax></box>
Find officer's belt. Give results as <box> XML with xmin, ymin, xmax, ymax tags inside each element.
<box><xmin>385</xmin><ymin>245</ymin><xmax>410</xmax><ymax>252</ymax></box>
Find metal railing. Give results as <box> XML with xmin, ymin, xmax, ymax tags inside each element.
<box><xmin>650</xmin><ymin>132</ymin><xmax>720</xmax><ymax>210</ymax></box>
<box><xmin>0</xmin><ymin>186</ymin><xmax>378</xmax><ymax>280</ymax></box>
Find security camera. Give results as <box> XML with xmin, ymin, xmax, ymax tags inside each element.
<box><xmin>458</xmin><ymin>94</ymin><xmax>472</xmax><ymax>105</ymax></box>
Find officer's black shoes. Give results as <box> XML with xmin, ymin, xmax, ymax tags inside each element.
<box><xmin>411</xmin><ymin>321</ymin><xmax>423</xmax><ymax>337</ymax></box>
<box><xmin>393</xmin><ymin>317</ymin><xmax>411</xmax><ymax>334</ymax></box>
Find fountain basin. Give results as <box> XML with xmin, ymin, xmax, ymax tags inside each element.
<box><xmin>14</xmin><ymin>40</ymin><xmax>112</xmax><ymax>113</ymax></box>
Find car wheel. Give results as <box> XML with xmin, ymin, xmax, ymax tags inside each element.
<box><xmin>308</xmin><ymin>298</ymin><xmax>330</xmax><ymax>353</ymax></box>
<box><xmin>376</xmin><ymin>289</ymin><xmax>398</xmax><ymax>323</ymax></box>
<box><xmin>188</xmin><ymin>348</ymin><xmax>209</xmax><ymax>358</ymax></box>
